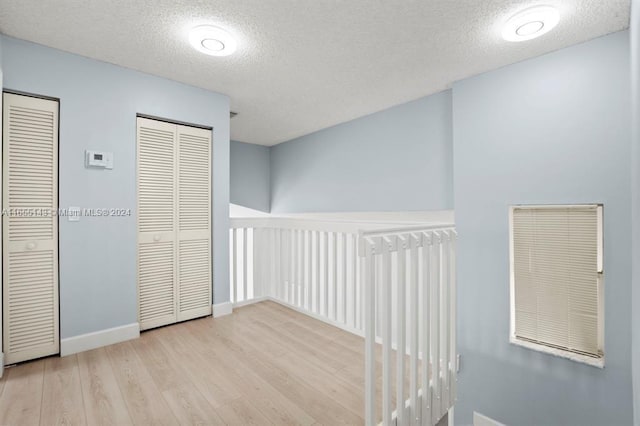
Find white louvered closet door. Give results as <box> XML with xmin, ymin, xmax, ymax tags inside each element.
<box><xmin>137</xmin><ymin>118</ymin><xmax>212</xmax><ymax>331</ymax></box>
<box><xmin>176</xmin><ymin>125</ymin><xmax>212</xmax><ymax>321</ymax></box>
<box><xmin>137</xmin><ymin>118</ymin><xmax>177</xmax><ymax>331</ymax></box>
<box><xmin>2</xmin><ymin>93</ymin><xmax>59</xmax><ymax>364</ymax></box>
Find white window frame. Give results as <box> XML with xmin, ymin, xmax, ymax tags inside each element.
<box><xmin>508</xmin><ymin>204</ymin><xmax>604</xmax><ymax>368</ymax></box>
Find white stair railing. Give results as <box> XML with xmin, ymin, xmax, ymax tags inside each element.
<box><xmin>360</xmin><ymin>225</ymin><xmax>457</xmax><ymax>426</ymax></box>
<box><xmin>229</xmin><ymin>216</ymin><xmax>457</xmax><ymax>425</ymax></box>
<box><xmin>230</xmin><ymin>218</ymin><xmax>364</xmax><ymax>333</ymax></box>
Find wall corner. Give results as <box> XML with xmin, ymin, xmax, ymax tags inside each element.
<box><xmin>630</xmin><ymin>1</ymin><xmax>640</xmax><ymax>424</ymax></box>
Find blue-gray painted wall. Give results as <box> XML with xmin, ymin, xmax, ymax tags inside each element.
<box><xmin>270</xmin><ymin>90</ymin><xmax>453</xmax><ymax>213</ymax></box>
<box><xmin>260</xmin><ymin>30</ymin><xmax>635</xmax><ymax>425</ymax></box>
<box><xmin>1</xmin><ymin>36</ymin><xmax>231</xmax><ymax>339</ymax></box>
<box><xmin>453</xmin><ymin>31</ymin><xmax>632</xmax><ymax>425</ymax></box>
<box><xmin>630</xmin><ymin>2</ymin><xmax>640</xmax><ymax>424</ymax></box>
<box><xmin>230</xmin><ymin>140</ymin><xmax>271</xmax><ymax>212</ymax></box>
<box><xmin>0</xmin><ymin>33</ymin><xmax>3</xmax><ymax>356</ymax></box>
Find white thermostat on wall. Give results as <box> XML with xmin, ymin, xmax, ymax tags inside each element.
<box><xmin>85</xmin><ymin>150</ymin><xmax>113</xmax><ymax>169</ymax></box>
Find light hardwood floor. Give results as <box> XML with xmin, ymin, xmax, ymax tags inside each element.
<box><xmin>0</xmin><ymin>301</ymin><xmax>400</xmax><ymax>426</ymax></box>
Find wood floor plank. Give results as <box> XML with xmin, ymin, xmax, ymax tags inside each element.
<box><xmin>130</xmin><ymin>333</ymin><xmax>187</xmax><ymax>391</ymax></box>
<box><xmin>0</xmin><ymin>360</ymin><xmax>45</xmax><ymax>426</ymax></box>
<box><xmin>272</xmin><ymin>350</ymin><xmax>364</xmax><ymax>417</ymax></box>
<box><xmin>0</xmin><ymin>301</ymin><xmax>420</xmax><ymax>426</ymax></box>
<box><xmin>0</xmin><ymin>370</ymin><xmax>6</xmax><ymax>398</ymax></box>
<box><xmin>41</xmin><ymin>355</ymin><xmax>87</xmax><ymax>425</ymax></box>
<box><xmin>160</xmin><ymin>386</ymin><xmax>225</xmax><ymax>426</ymax></box>
<box><xmin>216</xmin><ymin>397</ymin><xmax>276</xmax><ymax>425</ymax></box>
<box><xmin>131</xmin><ymin>332</ymin><xmax>225</xmax><ymax>425</ymax></box>
<box><xmin>179</xmin><ymin>320</ymin><xmax>317</xmax><ymax>426</ymax></box>
<box><xmin>203</xmin><ymin>314</ymin><xmax>364</xmax><ymax>425</ymax></box>
<box><xmin>262</xmin><ymin>301</ymin><xmax>347</xmax><ymax>339</ymax></box>
<box><xmin>105</xmin><ymin>341</ymin><xmax>178</xmax><ymax>426</ymax></box>
<box><xmin>254</xmin><ymin>319</ymin><xmax>353</xmax><ymax>373</ymax></box>
<box><xmin>236</xmin><ymin>302</ymin><xmax>289</xmax><ymax>326</ymax></box>
<box><xmin>282</xmin><ymin>319</ymin><xmax>363</xmax><ymax>358</ymax></box>
<box><xmin>222</xmin><ymin>316</ymin><xmax>290</xmax><ymax>358</ymax></box>
<box><xmin>332</xmin><ymin>326</ymin><xmax>367</xmax><ymax>350</ymax></box>
<box><xmin>240</xmin><ymin>348</ymin><xmax>363</xmax><ymax>425</ymax></box>
<box><xmin>231</xmin><ymin>314</ymin><xmax>365</xmax><ymax>417</ymax></box>
<box><xmin>154</xmin><ymin>324</ymin><xmax>244</xmax><ymax>409</ymax></box>
<box><xmin>249</xmin><ymin>302</ymin><xmax>410</xmax><ymax>423</ymax></box>
<box><xmin>77</xmin><ymin>348</ymin><xmax>133</xmax><ymax>426</ymax></box>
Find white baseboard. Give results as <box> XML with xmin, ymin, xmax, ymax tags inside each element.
<box><xmin>232</xmin><ymin>296</ymin><xmax>364</xmax><ymax>339</ymax></box>
<box><xmin>60</xmin><ymin>323</ymin><xmax>140</xmax><ymax>356</ymax></box>
<box><xmin>232</xmin><ymin>296</ymin><xmax>270</xmax><ymax>308</ymax></box>
<box><xmin>474</xmin><ymin>412</ymin><xmax>506</xmax><ymax>426</ymax></box>
<box><xmin>269</xmin><ymin>297</ymin><xmax>364</xmax><ymax>337</ymax></box>
<box><xmin>212</xmin><ymin>301</ymin><xmax>233</xmax><ymax>318</ymax></box>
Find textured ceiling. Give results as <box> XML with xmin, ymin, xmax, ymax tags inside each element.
<box><xmin>0</xmin><ymin>0</ymin><xmax>631</xmax><ymax>146</ymax></box>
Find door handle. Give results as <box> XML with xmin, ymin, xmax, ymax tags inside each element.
<box><xmin>26</xmin><ymin>242</ymin><xmax>37</xmax><ymax>250</ymax></box>
<box><xmin>153</xmin><ymin>234</ymin><xmax>161</xmax><ymax>242</ymax></box>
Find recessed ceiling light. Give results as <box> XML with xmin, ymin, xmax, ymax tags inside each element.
<box><xmin>516</xmin><ymin>21</ymin><xmax>544</xmax><ymax>36</ymax></box>
<box><xmin>189</xmin><ymin>25</ymin><xmax>237</xmax><ymax>56</ymax></box>
<box><xmin>202</xmin><ymin>39</ymin><xmax>225</xmax><ymax>52</ymax></box>
<box><xmin>502</xmin><ymin>6</ymin><xmax>559</xmax><ymax>42</ymax></box>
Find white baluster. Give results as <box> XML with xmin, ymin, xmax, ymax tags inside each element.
<box><xmin>253</xmin><ymin>228</ymin><xmax>260</xmax><ymax>299</ymax></box>
<box><xmin>324</xmin><ymin>232</ymin><xmax>329</xmax><ymax>317</ymax></box>
<box><xmin>441</xmin><ymin>233</ymin><xmax>450</xmax><ymax>413</ymax></box>
<box><xmin>396</xmin><ymin>237</ymin><xmax>407</xmax><ymax>425</ymax></box>
<box><xmin>232</xmin><ymin>228</ymin><xmax>237</xmax><ymax>304</ymax></box>
<box><xmin>277</xmin><ymin>229</ymin><xmax>283</xmax><ymax>301</ymax></box>
<box><xmin>431</xmin><ymin>233</ymin><xmax>441</xmax><ymax>425</ymax></box>
<box><xmin>352</xmin><ymin>233</ymin><xmax>358</xmax><ymax>329</ymax></box>
<box><xmin>243</xmin><ymin>228</ymin><xmax>248</xmax><ymax>303</ymax></box>
<box><xmin>382</xmin><ymin>238</ymin><xmax>392</xmax><ymax>426</ymax></box>
<box><xmin>409</xmin><ymin>235</ymin><xmax>419</xmax><ymax>425</ymax></box>
<box><xmin>364</xmin><ymin>239</ymin><xmax>376</xmax><ymax>426</ymax></box>
<box><xmin>331</xmin><ymin>232</ymin><xmax>338</xmax><ymax>321</ymax></box>
<box><xmin>422</xmin><ymin>234</ymin><xmax>432</xmax><ymax>426</ymax></box>
<box><xmin>342</xmin><ymin>233</ymin><xmax>347</xmax><ymax>324</ymax></box>
<box><xmin>298</xmin><ymin>229</ymin><xmax>303</xmax><ymax>307</ymax></box>
<box><xmin>304</xmin><ymin>231</ymin><xmax>313</xmax><ymax>312</ymax></box>
<box><xmin>292</xmin><ymin>229</ymin><xmax>298</xmax><ymax>305</ymax></box>
<box><xmin>315</xmin><ymin>231</ymin><xmax>320</xmax><ymax>314</ymax></box>
<box><xmin>450</xmin><ymin>231</ymin><xmax>457</xmax><ymax>405</ymax></box>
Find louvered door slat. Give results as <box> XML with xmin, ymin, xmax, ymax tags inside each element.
<box><xmin>3</xmin><ymin>93</ymin><xmax>59</xmax><ymax>364</ymax></box>
<box><xmin>137</xmin><ymin>118</ymin><xmax>177</xmax><ymax>330</ymax></box>
<box><xmin>177</xmin><ymin>125</ymin><xmax>212</xmax><ymax>321</ymax></box>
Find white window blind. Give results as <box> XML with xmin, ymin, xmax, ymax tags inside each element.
<box><xmin>510</xmin><ymin>205</ymin><xmax>603</xmax><ymax>361</ymax></box>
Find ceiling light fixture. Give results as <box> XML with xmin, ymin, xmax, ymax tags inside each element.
<box><xmin>502</xmin><ymin>6</ymin><xmax>559</xmax><ymax>42</ymax></box>
<box><xmin>189</xmin><ymin>25</ymin><xmax>237</xmax><ymax>56</ymax></box>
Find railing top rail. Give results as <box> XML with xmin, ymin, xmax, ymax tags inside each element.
<box><xmin>230</xmin><ymin>215</ymin><xmax>454</xmax><ymax>235</ymax></box>
<box><xmin>358</xmin><ymin>223</ymin><xmax>455</xmax><ymax>237</ymax></box>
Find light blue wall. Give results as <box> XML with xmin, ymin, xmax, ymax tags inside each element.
<box><xmin>230</xmin><ymin>140</ymin><xmax>270</xmax><ymax>212</ymax></box>
<box><xmin>0</xmin><ymin>34</ymin><xmax>3</xmax><ymax>360</ymax></box>
<box><xmin>270</xmin><ymin>91</ymin><xmax>453</xmax><ymax>213</ymax></box>
<box><xmin>453</xmin><ymin>31</ymin><xmax>632</xmax><ymax>426</ymax></box>
<box><xmin>1</xmin><ymin>36</ymin><xmax>231</xmax><ymax>339</ymax></box>
<box><xmin>631</xmin><ymin>2</ymin><xmax>640</xmax><ymax>424</ymax></box>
